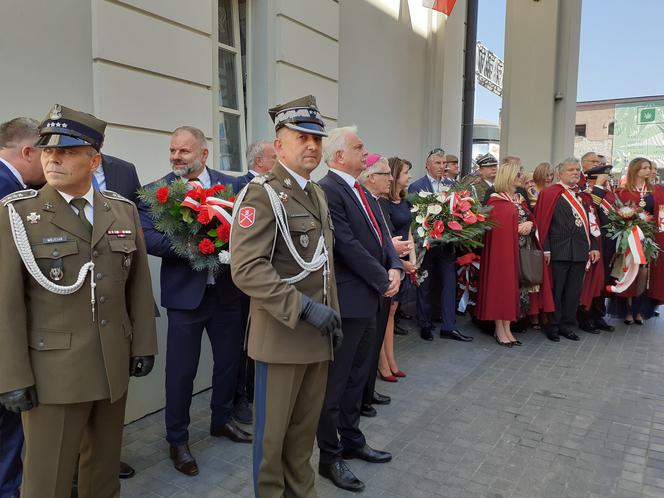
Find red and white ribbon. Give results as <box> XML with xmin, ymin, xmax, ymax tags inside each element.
<box><xmin>607</xmin><ymin>225</ymin><xmax>647</xmax><ymax>293</ymax></box>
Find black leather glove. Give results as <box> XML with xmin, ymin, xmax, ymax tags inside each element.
<box><xmin>300</xmin><ymin>295</ymin><xmax>342</xmax><ymax>337</ymax></box>
<box><xmin>130</xmin><ymin>356</ymin><xmax>155</xmax><ymax>377</ymax></box>
<box><xmin>0</xmin><ymin>386</ymin><xmax>38</xmax><ymax>412</ymax></box>
<box><xmin>330</xmin><ymin>327</ymin><xmax>344</xmax><ymax>351</ymax></box>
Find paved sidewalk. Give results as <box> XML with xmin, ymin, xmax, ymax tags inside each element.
<box><xmin>120</xmin><ymin>314</ymin><xmax>664</xmax><ymax>498</ymax></box>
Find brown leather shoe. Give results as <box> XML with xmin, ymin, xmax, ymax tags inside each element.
<box><xmin>210</xmin><ymin>420</ymin><xmax>252</xmax><ymax>443</ymax></box>
<box><xmin>169</xmin><ymin>444</ymin><xmax>199</xmax><ymax>476</ymax></box>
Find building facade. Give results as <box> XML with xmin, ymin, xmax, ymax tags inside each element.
<box><xmin>0</xmin><ymin>0</ymin><xmax>468</xmax><ymax>421</ymax></box>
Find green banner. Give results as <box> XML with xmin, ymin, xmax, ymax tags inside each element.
<box><xmin>612</xmin><ymin>100</ymin><xmax>664</xmax><ymax>174</ymax></box>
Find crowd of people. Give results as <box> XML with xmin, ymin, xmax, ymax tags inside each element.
<box><xmin>0</xmin><ymin>95</ymin><xmax>661</xmax><ymax>498</ymax></box>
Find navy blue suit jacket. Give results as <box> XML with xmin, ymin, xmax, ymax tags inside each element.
<box><xmin>408</xmin><ymin>175</ymin><xmax>434</xmax><ymax>194</ymax></box>
<box><xmin>235</xmin><ymin>172</ymin><xmax>254</xmax><ymax>191</ymax></box>
<box><xmin>0</xmin><ymin>160</ymin><xmax>24</xmax><ymax>199</ymax></box>
<box><xmin>139</xmin><ymin>167</ymin><xmax>239</xmax><ymax>310</ymax></box>
<box><xmin>319</xmin><ymin>171</ymin><xmax>402</xmax><ymax>319</ymax></box>
<box><xmin>101</xmin><ymin>154</ymin><xmax>141</xmax><ymax>204</ymax></box>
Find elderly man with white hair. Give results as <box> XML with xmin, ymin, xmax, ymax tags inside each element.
<box><xmin>316</xmin><ymin>127</ymin><xmax>402</xmax><ymax>492</ymax></box>
<box><xmin>535</xmin><ymin>157</ymin><xmax>601</xmax><ymax>342</ymax></box>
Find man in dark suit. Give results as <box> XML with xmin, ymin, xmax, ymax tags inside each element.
<box><xmin>235</xmin><ymin>140</ymin><xmax>277</xmax><ymax>191</ymax></box>
<box><xmin>535</xmin><ymin>158</ymin><xmax>600</xmax><ymax>342</ymax></box>
<box><xmin>317</xmin><ymin>126</ymin><xmax>402</xmax><ymax>493</ymax></box>
<box><xmin>409</xmin><ymin>148</ymin><xmax>473</xmax><ymax>342</ymax></box>
<box><xmin>96</xmin><ymin>154</ymin><xmax>141</xmax><ymax>203</ymax></box>
<box><xmin>0</xmin><ymin>117</ymin><xmax>42</xmax><ymax>498</ymax></box>
<box><xmin>231</xmin><ymin>139</ymin><xmax>278</xmax><ymax>426</ymax></box>
<box><xmin>139</xmin><ymin>126</ymin><xmax>250</xmax><ymax>477</ymax></box>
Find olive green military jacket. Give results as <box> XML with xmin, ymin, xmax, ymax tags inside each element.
<box><xmin>460</xmin><ymin>174</ymin><xmax>491</xmax><ymax>203</ymax></box>
<box><xmin>0</xmin><ymin>185</ymin><xmax>157</xmax><ymax>404</ymax></box>
<box><xmin>230</xmin><ymin>163</ymin><xmax>339</xmax><ymax>364</ymax></box>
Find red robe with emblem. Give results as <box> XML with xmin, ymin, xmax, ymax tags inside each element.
<box><xmin>615</xmin><ymin>187</ymin><xmax>664</xmax><ymax>302</ymax></box>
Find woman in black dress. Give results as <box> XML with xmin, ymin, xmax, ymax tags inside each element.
<box><xmin>377</xmin><ymin>157</ymin><xmax>416</xmax><ymax>381</ymax></box>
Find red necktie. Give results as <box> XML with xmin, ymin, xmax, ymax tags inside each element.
<box><xmin>354</xmin><ymin>181</ymin><xmax>383</xmax><ymax>245</ymax></box>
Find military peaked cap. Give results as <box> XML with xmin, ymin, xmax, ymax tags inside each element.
<box><xmin>476</xmin><ymin>153</ymin><xmax>498</xmax><ymax>167</ymax></box>
<box><xmin>35</xmin><ymin>104</ymin><xmax>106</xmax><ymax>151</ymax></box>
<box><xmin>268</xmin><ymin>95</ymin><xmax>327</xmax><ymax>137</ymax></box>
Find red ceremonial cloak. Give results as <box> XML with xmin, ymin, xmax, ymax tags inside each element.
<box><xmin>578</xmin><ymin>191</ymin><xmax>605</xmax><ymax>309</ymax></box>
<box><xmin>476</xmin><ymin>196</ymin><xmax>520</xmax><ymax>321</ymax></box>
<box><xmin>650</xmin><ymin>186</ymin><xmax>664</xmax><ymax>302</ymax></box>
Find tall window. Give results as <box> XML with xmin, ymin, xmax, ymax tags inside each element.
<box><xmin>215</xmin><ymin>0</ymin><xmax>247</xmax><ymax>172</ymax></box>
<box><xmin>608</xmin><ymin>122</ymin><xmax>614</xmax><ymax>136</ymax></box>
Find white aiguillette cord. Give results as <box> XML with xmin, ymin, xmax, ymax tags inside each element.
<box><xmin>7</xmin><ymin>203</ymin><xmax>97</xmax><ymax>321</ymax></box>
<box><xmin>231</xmin><ymin>178</ymin><xmax>330</xmax><ymax>304</ymax></box>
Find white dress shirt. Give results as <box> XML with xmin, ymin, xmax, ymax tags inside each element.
<box><xmin>58</xmin><ymin>186</ymin><xmax>95</xmax><ymax>224</ymax></box>
<box><xmin>0</xmin><ymin>158</ymin><xmax>26</xmax><ymax>188</ymax></box>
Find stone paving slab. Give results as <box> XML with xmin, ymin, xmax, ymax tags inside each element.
<box><xmin>120</xmin><ymin>313</ymin><xmax>664</xmax><ymax>497</ymax></box>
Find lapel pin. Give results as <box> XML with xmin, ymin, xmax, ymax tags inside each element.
<box><xmin>26</xmin><ymin>212</ymin><xmax>40</xmax><ymax>224</ymax></box>
<box><xmin>284</xmin><ymin>178</ymin><xmax>292</xmax><ymax>188</ymax></box>
<box><xmin>43</xmin><ymin>202</ymin><xmax>53</xmax><ymax>210</ymax></box>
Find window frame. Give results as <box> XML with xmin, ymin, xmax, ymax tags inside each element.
<box><xmin>212</xmin><ymin>0</ymin><xmax>248</xmax><ymax>172</ymax></box>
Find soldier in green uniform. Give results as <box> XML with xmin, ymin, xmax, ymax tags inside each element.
<box><xmin>0</xmin><ymin>105</ymin><xmax>158</xmax><ymax>498</ymax></box>
<box><xmin>230</xmin><ymin>95</ymin><xmax>342</xmax><ymax>497</ymax></box>
<box><xmin>460</xmin><ymin>152</ymin><xmax>498</xmax><ymax>203</ymax></box>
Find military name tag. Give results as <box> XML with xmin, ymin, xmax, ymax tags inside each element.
<box><xmin>300</xmin><ymin>233</ymin><xmax>309</xmax><ymax>248</ymax></box>
<box><xmin>42</xmin><ymin>236</ymin><xmax>68</xmax><ymax>244</ymax></box>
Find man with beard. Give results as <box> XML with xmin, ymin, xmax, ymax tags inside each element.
<box><xmin>139</xmin><ymin>126</ymin><xmax>250</xmax><ymax>478</ymax></box>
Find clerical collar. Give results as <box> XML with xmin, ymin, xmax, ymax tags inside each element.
<box><xmin>280</xmin><ymin>161</ymin><xmax>309</xmax><ymax>190</ymax></box>
<box><xmin>57</xmin><ymin>185</ymin><xmax>95</xmax><ymax>207</ymax></box>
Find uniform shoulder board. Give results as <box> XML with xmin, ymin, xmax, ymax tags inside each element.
<box><xmin>1</xmin><ymin>189</ymin><xmax>38</xmax><ymax>206</ymax></box>
<box><xmin>101</xmin><ymin>190</ymin><xmax>132</xmax><ymax>204</ymax></box>
<box><xmin>251</xmin><ymin>172</ymin><xmax>276</xmax><ymax>186</ymax></box>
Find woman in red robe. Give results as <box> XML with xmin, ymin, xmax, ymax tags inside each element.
<box><xmin>477</xmin><ymin>158</ymin><xmax>552</xmax><ymax>346</ymax></box>
<box><xmin>612</xmin><ymin>157</ymin><xmax>663</xmax><ymax>322</ymax></box>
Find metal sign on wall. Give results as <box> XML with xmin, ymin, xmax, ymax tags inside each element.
<box><xmin>476</xmin><ymin>41</ymin><xmax>503</xmax><ymax>97</ymax></box>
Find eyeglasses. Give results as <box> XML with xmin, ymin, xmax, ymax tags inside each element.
<box><xmin>427</xmin><ymin>148</ymin><xmax>445</xmax><ymax>160</ymax></box>
<box><xmin>372</xmin><ymin>172</ymin><xmax>392</xmax><ymax>177</ymax></box>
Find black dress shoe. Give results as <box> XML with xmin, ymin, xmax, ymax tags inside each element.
<box><xmin>440</xmin><ymin>329</ymin><xmax>474</xmax><ymax>342</ymax></box>
<box><xmin>210</xmin><ymin>420</ymin><xmax>252</xmax><ymax>443</ymax></box>
<box><xmin>595</xmin><ymin>319</ymin><xmax>615</xmax><ymax>332</ymax></box>
<box><xmin>169</xmin><ymin>444</ymin><xmax>199</xmax><ymax>476</ymax></box>
<box><xmin>396</xmin><ymin>310</ymin><xmax>413</xmax><ymax>320</ymax></box>
<box><xmin>579</xmin><ymin>323</ymin><xmax>600</xmax><ymax>334</ymax></box>
<box><xmin>560</xmin><ymin>330</ymin><xmax>580</xmax><ymax>341</ymax></box>
<box><xmin>318</xmin><ymin>461</ymin><xmax>365</xmax><ymax>492</ymax></box>
<box><xmin>232</xmin><ymin>396</ymin><xmax>253</xmax><ymax>425</ymax></box>
<box><xmin>546</xmin><ymin>328</ymin><xmax>560</xmax><ymax>342</ymax></box>
<box><xmin>342</xmin><ymin>444</ymin><xmax>392</xmax><ymax>463</ymax></box>
<box><xmin>119</xmin><ymin>461</ymin><xmax>135</xmax><ymax>479</ymax></box>
<box><xmin>420</xmin><ymin>327</ymin><xmax>433</xmax><ymax>341</ymax></box>
<box><xmin>372</xmin><ymin>392</ymin><xmax>391</xmax><ymax>405</ymax></box>
<box><xmin>394</xmin><ymin>324</ymin><xmax>409</xmax><ymax>335</ymax></box>
<box><xmin>360</xmin><ymin>404</ymin><xmax>377</xmax><ymax>417</ymax></box>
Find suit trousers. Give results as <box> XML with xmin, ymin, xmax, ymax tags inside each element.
<box><xmin>362</xmin><ymin>297</ymin><xmax>390</xmax><ymax>406</ymax></box>
<box><xmin>417</xmin><ymin>247</ymin><xmax>457</xmax><ymax>331</ymax></box>
<box><xmin>165</xmin><ymin>284</ymin><xmax>243</xmax><ymax>445</ymax></box>
<box><xmin>551</xmin><ymin>261</ymin><xmax>586</xmax><ymax>330</ymax></box>
<box><xmin>20</xmin><ymin>394</ymin><xmax>127</xmax><ymax>498</ymax></box>
<box><xmin>317</xmin><ymin>317</ymin><xmax>375</xmax><ymax>464</ymax></box>
<box><xmin>252</xmin><ymin>361</ymin><xmax>328</xmax><ymax>498</ymax></box>
<box><xmin>0</xmin><ymin>406</ymin><xmax>22</xmax><ymax>497</ymax></box>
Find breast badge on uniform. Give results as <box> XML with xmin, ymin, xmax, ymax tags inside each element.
<box><xmin>238</xmin><ymin>207</ymin><xmax>256</xmax><ymax>228</ymax></box>
<box><xmin>50</xmin><ymin>262</ymin><xmax>64</xmax><ymax>281</ymax></box>
<box><xmin>300</xmin><ymin>233</ymin><xmax>310</xmax><ymax>248</ymax></box>
<box><xmin>26</xmin><ymin>212</ymin><xmax>40</xmax><ymax>224</ymax></box>
<box><xmin>123</xmin><ymin>254</ymin><xmax>132</xmax><ymax>270</ymax></box>
<box><xmin>278</xmin><ymin>192</ymin><xmax>288</xmax><ymax>202</ymax></box>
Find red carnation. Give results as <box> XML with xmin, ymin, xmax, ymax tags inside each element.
<box><xmin>198</xmin><ymin>238</ymin><xmax>216</xmax><ymax>255</ymax></box>
<box><xmin>197</xmin><ymin>210</ymin><xmax>211</xmax><ymax>224</ymax></box>
<box><xmin>229</xmin><ymin>196</ymin><xmax>236</xmax><ymax>202</ymax></box>
<box><xmin>216</xmin><ymin>224</ymin><xmax>231</xmax><ymax>242</ymax></box>
<box><xmin>156</xmin><ymin>186</ymin><xmax>169</xmax><ymax>204</ymax></box>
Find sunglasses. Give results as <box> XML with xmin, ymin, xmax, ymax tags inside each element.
<box><xmin>372</xmin><ymin>172</ymin><xmax>392</xmax><ymax>176</ymax></box>
<box><xmin>427</xmin><ymin>148</ymin><xmax>445</xmax><ymax>160</ymax></box>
